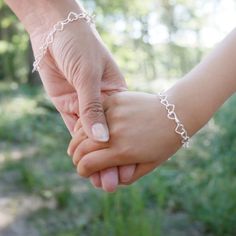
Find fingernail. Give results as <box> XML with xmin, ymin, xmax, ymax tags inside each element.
<box><xmin>92</xmin><ymin>123</ymin><xmax>109</xmax><ymax>142</ymax></box>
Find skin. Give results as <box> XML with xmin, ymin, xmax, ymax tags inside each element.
<box><xmin>68</xmin><ymin>92</ymin><xmax>182</xmax><ymax>184</ymax></box>
<box><xmin>4</xmin><ymin>0</ymin><xmax>136</xmax><ymax>192</ymax></box>
<box><xmin>68</xmin><ymin>28</ymin><xmax>236</xmax><ymax>187</ymax></box>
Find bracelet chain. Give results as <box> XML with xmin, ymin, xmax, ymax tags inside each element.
<box><xmin>158</xmin><ymin>92</ymin><xmax>190</xmax><ymax>148</ymax></box>
<box><xmin>32</xmin><ymin>11</ymin><xmax>95</xmax><ymax>73</ymax></box>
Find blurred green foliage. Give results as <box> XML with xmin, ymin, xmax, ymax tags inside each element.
<box><xmin>0</xmin><ymin>83</ymin><xmax>235</xmax><ymax>235</ymax></box>
<box><xmin>0</xmin><ymin>0</ymin><xmax>220</xmax><ymax>85</ymax></box>
<box><xmin>0</xmin><ymin>0</ymin><xmax>29</xmax><ymax>82</ymax></box>
<box><xmin>0</xmin><ymin>0</ymin><xmax>236</xmax><ymax>235</ymax></box>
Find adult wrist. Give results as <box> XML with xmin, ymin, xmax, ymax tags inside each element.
<box><xmin>5</xmin><ymin>0</ymin><xmax>84</xmax><ymax>36</ymax></box>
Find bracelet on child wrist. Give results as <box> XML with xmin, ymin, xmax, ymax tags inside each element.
<box><xmin>158</xmin><ymin>92</ymin><xmax>190</xmax><ymax>148</ymax></box>
<box><xmin>32</xmin><ymin>11</ymin><xmax>95</xmax><ymax>73</ymax></box>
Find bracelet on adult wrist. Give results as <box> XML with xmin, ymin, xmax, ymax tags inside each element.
<box><xmin>158</xmin><ymin>92</ymin><xmax>190</xmax><ymax>148</ymax></box>
<box><xmin>32</xmin><ymin>11</ymin><xmax>95</xmax><ymax>73</ymax></box>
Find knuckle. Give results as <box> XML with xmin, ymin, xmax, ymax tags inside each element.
<box><xmin>81</xmin><ymin>101</ymin><xmax>104</xmax><ymax>120</ymax></box>
<box><xmin>111</xmin><ymin>107</ymin><xmax>123</xmax><ymax>120</ymax></box>
<box><xmin>103</xmin><ymin>96</ymin><xmax>120</xmax><ymax>111</ymax></box>
<box><xmin>110</xmin><ymin>95</ymin><xmax>121</xmax><ymax>106</ymax></box>
<box><xmin>77</xmin><ymin>129</ymin><xmax>87</xmax><ymax>139</ymax></box>
<box><xmin>109</xmin><ymin>126</ymin><xmax>120</xmax><ymax>138</ymax></box>
<box><xmin>76</xmin><ymin>165</ymin><xmax>86</xmax><ymax>178</ymax></box>
<box><xmin>73</xmin><ymin>147</ymin><xmax>84</xmax><ymax>166</ymax></box>
<box><xmin>109</xmin><ymin>124</ymin><xmax>124</xmax><ymax>139</ymax></box>
<box><xmin>106</xmin><ymin>108</ymin><xmax>123</xmax><ymax>125</ymax></box>
<box><xmin>80</xmin><ymin>131</ymin><xmax>87</xmax><ymax>139</ymax></box>
<box><xmin>77</xmin><ymin>159</ymin><xmax>92</xmax><ymax>177</ymax></box>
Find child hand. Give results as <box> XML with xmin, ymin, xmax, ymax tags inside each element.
<box><xmin>69</xmin><ymin>121</ymin><xmax>136</xmax><ymax>192</ymax></box>
<box><xmin>68</xmin><ymin>91</ymin><xmax>186</xmax><ymax>185</ymax></box>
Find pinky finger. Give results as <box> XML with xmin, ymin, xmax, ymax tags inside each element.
<box><xmin>90</xmin><ymin>172</ymin><xmax>102</xmax><ymax>188</ymax></box>
<box><xmin>119</xmin><ymin>165</ymin><xmax>137</xmax><ymax>184</ymax></box>
<box><xmin>122</xmin><ymin>162</ymin><xmax>159</xmax><ymax>186</ymax></box>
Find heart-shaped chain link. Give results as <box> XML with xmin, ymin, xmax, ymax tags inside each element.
<box><xmin>175</xmin><ymin>123</ymin><xmax>185</xmax><ymax>135</ymax></box>
<box><xmin>54</xmin><ymin>22</ymin><xmax>64</xmax><ymax>31</ymax></box>
<box><xmin>166</xmin><ymin>104</ymin><xmax>175</xmax><ymax>114</ymax></box>
<box><xmin>68</xmin><ymin>12</ymin><xmax>79</xmax><ymax>21</ymax></box>
<box><xmin>158</xmin><ymin>92</ymin><xmax>190</xmax><ymax>148</ymax></box>
<box><xmin>167</xmin><ymin>112</ymin><xmax>176</xmax><ymax>120</ymax></box>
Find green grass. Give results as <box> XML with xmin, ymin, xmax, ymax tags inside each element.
<box><xmin>0</xmin><ymin>82</ymin><xmax>236</xmax><ymax>236</ymax></box>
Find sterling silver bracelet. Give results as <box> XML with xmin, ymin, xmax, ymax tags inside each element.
<box><xmin>32</xmin><ymin>11</ymin><xmax>95</xmax><ymax>73</ymax></box>
<box><xmin>158</xmin><ymin>92</ymin><xmax>190</xmax><ymax>148</ymax></box>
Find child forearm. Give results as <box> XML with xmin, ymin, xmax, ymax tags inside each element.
<box><xmin>167</xmin><ymin>28</ymin><xmax>236</xmax><ymax>136</ymax></box>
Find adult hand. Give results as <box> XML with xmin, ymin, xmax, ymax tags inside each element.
<box><xmin>31</xmin><ymin>20</ymin><xmax>137</xmax><ymax>191</ymax></box>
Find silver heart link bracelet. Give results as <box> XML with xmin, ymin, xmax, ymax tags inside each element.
<box><xmin>158</xmin><ymin>92</ymin><xmax>191</xmax><ymax>148</ymax></box>
<box><xmin>32</xmin><ymin>11</ymin><xmax>95</xmax><ymax>73</ymax></box>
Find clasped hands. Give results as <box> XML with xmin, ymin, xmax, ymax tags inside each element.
<box><xmin>24</xmin><ymin>4</ymin><xmax>182</xmax><ymax>193</ymax></box>
<box><xmin>68</xmin><ymin>91</ymin><xmax>182</xmax><ymax>192</ymax></box>
<box><xmin>7</xmin><ymin>0</ymin><xmax>236</xmax><ymax>194</ymax></box>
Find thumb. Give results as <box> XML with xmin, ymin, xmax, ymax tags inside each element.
<box><xmin>76</xmin><ymin>77</ymin><xmax>109</xmax><ymax>142</ymax></box>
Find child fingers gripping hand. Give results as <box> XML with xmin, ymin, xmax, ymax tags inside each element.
<box><xmin>68</xmin><ymin>91</ymin><xmax>183</xmax><ymax>185</ymax></box>
<box><xmin>68</xmin><ymin>118</ymin><xmax>136</xmax><ymax>192</ymax></box>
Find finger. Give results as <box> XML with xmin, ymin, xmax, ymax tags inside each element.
<box><xmin>100</xmin><ymin>167</ymin><xmax>119</xmax><ymax>193</ymax></box>
<box><xmin>122</xmin><ymin>162</ymin><xmax>159</xmax><ymax>185</ymax></box>
<box><xmin>60</xmin><ymin>113</ymin><xmax>78</xmax><ymax>135</ymax></box>
<box><xmin>38</xmin><ymin>61</ymin><xmax>81</xmax><ymax>136</ymax></box>
<box><xmin>77</xmin><ymin>149</ymin><xmax>141</xmax><ymax>177</ymax></box>
<box><xmin>77</xmin><ymin>149</ymin><xmax>121</xmax><ymax>177</ymax></box>
<box><xmin>67</xmin><ymin>127</ymin><xmax>87</xmax><ymax>156</ymax></box>
<box><xmin>77</xmin><ymin>148</ymin><xmax>166</xmax><ymax>178</ymax></box>
<box><xmin>72</xmin><ymin>120</ymin><xmax>102</xmax><ymax>188</ymax></box>
<box><xmin>74</xmin><ymin>119</ymin><xmax>82</xmax><ymax>132</ymax></box>
<box><xmin>75</xmin><ymin>72</ymin><xmax>110</xmax><ymax>143</ymax></box>
<box><xmin>73</xmin><ymin>120</ymin><xmax>119</xmax><ymax>192</ymax></box>
<box><xmin>90</xmin><ymin>172</ymin><xmax>102</xmax><ymax>188</ymax></box>
<box><xmin>74</xmin><ymin>139</ymin><xmax>119</xmax><ymax>192</ymax></box>
<box><xmin>73</xmin><ymin>138</ymin><xmax>108</xmax><ymax>166</ymax></box>
<box><xmin>102</xmin><ymin>59</ymin><xmax>128</xmax><ymax>91</ymax></box>
<box><xmin>119</xmin><ymin>165</ymin><xmax>137</xmax><ymax>184</ymax></box>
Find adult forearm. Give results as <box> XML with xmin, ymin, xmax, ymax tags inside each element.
<box><xmin>4</xmin><ymin>0</ymin><xmax>84</xmax><ymax>35</ymax></box>
<box><xmin>167</xmin><ymin>28</ymin><xmax>236</xmax><ymax>136</ymax></box>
